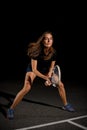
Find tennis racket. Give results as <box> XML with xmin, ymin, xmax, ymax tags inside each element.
<box><xmin>51</xmin><ymin>65</ymin><xmax>61</xmax><ymax>87</ymax></box>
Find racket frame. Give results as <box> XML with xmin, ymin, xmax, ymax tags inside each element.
<box><xmin>52</xmin><ymin>65</ymin><xmax>61</xmax><ymax>87</ymax></box>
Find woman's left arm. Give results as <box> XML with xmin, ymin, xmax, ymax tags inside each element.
<box><xmin>48</xmin><ymin>61</ymin><xmax>56</xmax><ymax>78</ymax></box>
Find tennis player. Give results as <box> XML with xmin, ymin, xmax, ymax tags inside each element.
<box><xmin>7</xmin><ymin>31</ymin><xmax>75</xmax><ymax>119</ymax></box>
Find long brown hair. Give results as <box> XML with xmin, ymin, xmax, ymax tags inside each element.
<box><xmin>27</xmin><ymin>31</ymin><xmax>56</xmax><ymax>60</ymax></box>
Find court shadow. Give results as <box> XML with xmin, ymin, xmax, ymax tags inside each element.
<box><xmin>0</xmin><ymin>91</ymin><xmax>62</xmax><ymax>118</ymax></box>
<box><xmin>0</xmin><ymin>91</ymin><xmax>14</xmax><ymax>118</ymax></box>
<box><xmin>23</xmin><ymin>98</ymin><xmax>62</xmax><ymax>110</ymax></box>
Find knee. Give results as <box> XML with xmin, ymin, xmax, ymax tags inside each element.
<box><xmin>23</xmin><ymin>83</ymin><xmax>31</xmax><ymax>94</ymax></box>
<box><xmin>25</xmin><ymin>86</ymin><xmax>31</xmax><ymax>93</ymax></box>
<box><xmin>58</xmin><ymin>81</ymin><xmax>64</xmax><ymax>89</ymax></box>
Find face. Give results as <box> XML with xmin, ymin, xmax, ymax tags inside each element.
<box><xmin>43</xmin><ymin>33</ymin><xmax>53</xmax><ymax>48</ymax></box>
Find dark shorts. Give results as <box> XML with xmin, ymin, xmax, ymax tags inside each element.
<box><xmin>26</xmin><ymin>64</ymin><xmax>49</xmax><ymax>74</ymax></box>
<box><xmin>26</xmin><ymin>64</ymin><xmax>32</xmax><ymax>72</ymax></box>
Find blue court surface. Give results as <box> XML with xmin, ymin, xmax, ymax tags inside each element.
<box><xmin>0</xmin><ymin>78</ymin><xmax>87</xmax><ymax>130</ymax></box>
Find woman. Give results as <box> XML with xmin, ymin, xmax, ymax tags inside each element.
<box><xmin>7</xmin><ymin>31</ymin><xmax>75</xmax><ymax>119</ymax></box>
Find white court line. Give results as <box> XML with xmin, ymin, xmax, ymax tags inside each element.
<box><xmin>68</xmin><ymin>120</ymin><xmax>87</xmax><ymax>130</ymax></box>
<box><xmin>15</xmin><ymin>115</ymin><xmax>87</xmax><ymax>130</ymax></box>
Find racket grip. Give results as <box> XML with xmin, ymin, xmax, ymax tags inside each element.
<box><xmin>52</xmin><ymin>83</ymin><xmax>56</xmax><ymax>87</ymax></box>
<box><xmin>50</xmin><ymin>77</ymin><xmax>56</xmax><ymax>87</ymax></box>
<box><xmin>50</xmin><ymin>76</ymin><xmax>57</xmax><ymax>87</ymax></box>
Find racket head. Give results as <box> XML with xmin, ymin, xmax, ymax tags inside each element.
<box><xmin>53</xmin><ymin>65</ymin><xmax>61</xmax><ymax>81</ymax></box>
<box><xmin>51</xmin><ymin>65</ymin><xmax>61</xmax><ymax>86</ymax></box>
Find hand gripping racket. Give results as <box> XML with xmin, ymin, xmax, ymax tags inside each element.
<box><xmin>51</xmin><ymin>65</ymin><xmax>61</xmax><ymax>87</ymax></box>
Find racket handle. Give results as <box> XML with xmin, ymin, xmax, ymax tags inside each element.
<box><xmin>52</xmin><ymin>83</ymin><xmax>56</xmax><ymax>87</ymax></box>
<box><xmin>50</xmin><ymin>77</ymin><xmax>56</xmax><ymax>87</ymax></box>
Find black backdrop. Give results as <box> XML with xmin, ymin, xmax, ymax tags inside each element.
<box><xmin>0</xmin><ymin>17</ymin><xmax>86</xmax><ymax>85</ymax></box>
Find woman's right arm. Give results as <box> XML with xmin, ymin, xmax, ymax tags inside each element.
<box><xmin>31</xmin><ymin>59</ymin><xmax>50</xmax><ymax>82</ymax></box>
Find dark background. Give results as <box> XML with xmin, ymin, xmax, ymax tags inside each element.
<box><xmin>0</xmin><ymin>14</ymin><xmax>86</xmax><ymax>85</ymax></box>
<box><xmin>0</xmin><ymin>3</ymin><xmax>87</xmax><ymax>130</ymax></box>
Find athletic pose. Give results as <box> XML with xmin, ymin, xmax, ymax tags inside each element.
<box><xmin>7</xmin><ymin>31</ymin><xmax>75</xmax><ymax>119</ymax></box>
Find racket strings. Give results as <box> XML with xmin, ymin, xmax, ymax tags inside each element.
<box><xmin>51</xmin><ymin>65</ymin><xmax>61</xmax><ymax>86</ymax></box>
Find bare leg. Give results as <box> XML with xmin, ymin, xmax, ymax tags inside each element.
<box><xmin>10</xmin><ymin>72</ymin><xmax>36</xmax><ymax>109</ymax></box>
<box><xmin>7</xmin><ymin>72</ymin><xmax>36</xmax><ymax>119</ymax></box>
<box><xmin>10</xmin><ymin>83</ymin><xmax>31</xmax><ymax>109</ymax></box>
<box><xmin>57</xmin><ymin>81</ymin><xmax>68</xmax><ymax>106</ymax></box>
